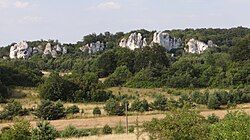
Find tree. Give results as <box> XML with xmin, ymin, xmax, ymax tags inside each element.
<box><xmin>104</xmin><ymin>66</ymin><xmax>132</xmax><ymax>87</ymax></box>
<box><xmin>143</xmin><ymin>109</ymin><xmax>210</xmax><ymax>140</ymax></box>
<box><xmin>210</xmin><ymin>111</ymin><xmax>250</xmax><ymax>140</ymax></box>
<box><xmin>104</xmin><ymin>98</ymin><xmax>125</xmax><ymax>116</ymax></box>
<box><xmin>35</xmin><ymin>100</ymin><xmax>66</xmax><ymax>120</ymax></box>
<box><xmin>207</xmin><ymin>93</ymin><xmax>221</xmax><ymax>109</ymax></box>
<box><xmin>38</xmin><ymin>73</ymin><xmax>75</xmax><ymax>101</ymax></box>
<box><xmin>0</xmin><ymin>120</ymin><xmax>31</xmax><ymax>140</ymax></box>
<box><xmin>31</xmin><ymin>121</ymin><xmax>58</xmax><ymax>140</ymax></box>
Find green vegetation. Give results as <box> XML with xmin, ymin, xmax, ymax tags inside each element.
<box><xmin>35</xmin><ymin>100</ymin><xmax>66</xmax><ymax>120</ymax></box>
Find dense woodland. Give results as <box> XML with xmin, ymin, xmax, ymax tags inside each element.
<box><xmin>0</xmin><ymin>27</ymin><xmax>249</xmax><ymax>139</ymax></box>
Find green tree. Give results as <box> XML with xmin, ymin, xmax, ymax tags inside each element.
<box><xmin>93</xmin><ymin>107</ymin><xmax>101</xmax><ymax>116</ymax></box>
<box><xmin>151</xmin><ymin>95</ymin><xmax>168</xmax><ymax>111</ymax></box>
<box><xmin>207</xmin><ymin>94</ymin><xmax>221</xmax><ymax>109</ymax></box>
<box><xmin>66</xmin><ymin>105</ymin><xmax>80</xmax><ymax>115</ymax></box>
<box><xmin>0</xmin><ymin>101</ymin><xmax>22</xmax><ymax>120</ymax></box>
<box><xmin>104</xmin><ymin>66</ymin><xmax>132</xmax><ymax>87</ymax></box>
<box><xmin>102</xmin><ymin>125</ymin><xmax>112</xmax><ymax>134</ymax></box>
<box><xmin>143</xmin><ymin>109</ymin><xmax>210</xmax><ymax>140</ymax></box>
<box><xmin>0</xmin><ymin>120</ymin><xmax>31</xmax><ymax>140</ymax></box>
<box><xmin>35</xmin><ymin>100</ymin><xmax>66</xmax><ymax>120</ymax></box>
<box><xmin>210</xmin><ymin>111</ymin><xmax>250</xmax><ymax>140</ymax></box>
<box><xmin>31</xmin><ymin>121</ymin><xmax>58</xmax><ymax>140</ymax></box>
<box><xmin>130</xmin><ymin>99</ymin><xmax>149</xmax><ymax>112</ymax></box>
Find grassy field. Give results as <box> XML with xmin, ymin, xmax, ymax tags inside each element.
<box><xmin>1</xmin><ymin>86</ymin><xmax>250</xmax><ymax>131</ymax></box>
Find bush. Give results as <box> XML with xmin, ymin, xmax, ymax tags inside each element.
<box><xmin>66</xmin><ymin>105</ymin><xmax>80</xmax><ymax>115</ymax></box>
<box><xmin>93</xmin><ymin>107</ymin><xmax>101</xmax><ymax>116</ymax></box>
<box><xmin>60</xmin><ymin>125</ymin><xmax>80</xmax><ymax>138</ymax></box>
<box><xmin>114</xmin><ymin>123</ymin><xmax>125</xmax><ymax>134</ymax></box>
<box><xmin>0</xmin><ymin>101</ymin><xmax>22</xmax><ymax>120</ymax></box>
<box><xmin>104</xmin><ymin>98</ymin><xmax>125</xmax><ymax>116</ymax></box>
<box><xmin>35</xmin><ymin>100</ymin><xmax>66</xmax><ymax>120</ymax></box>
<box><xmin>151</xmin><ymin>95</ymin><xmax>168</xmax><ymax>111</ymax></box>
<box><xmin>207</xmin><ymin>94</ymin><xmax>221</xmax><ymax>109</ymax></box>
<box><xmin>102</xmin><ymin>125</ymin><xmax>112</xmax><ymax>134</ymax></box>
<box><xmin>207</xmin><ymin>114</ymin><xmax>219</xmax><ymax>124</ymax></box>
<box><xmin>130</xmin><ymin>99</ymin><xmax>149</xmax><ymax>112</ymax></box>
<box><xmin>0</xmin><ymin>120</ymin><xmax>31</xmax><ymax>140</ymax></box>
<box><xmin>143</xmin><ymin>109</ymin><xmax>210</xmax><ymax>140</ymax></box>
<box><xmin>210</xmin><ymin>111</ymin><xmax>250</xmax><ymax>140</ymax></box>
<box><xmin>31</xmin><ymin>121</ymin><xmax>59</xmax><ymax>140</ymax></box>
<box><xmin>128</xmin><ymin>126</ymin><xmax>135</xmax><ymax>133</ymax></box>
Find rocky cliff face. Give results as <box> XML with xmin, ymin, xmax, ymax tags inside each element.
<box><xmin>9</xmin><ymin>41</ymin><xmax>32</xmax><ymax>59</ymax></box>
<box><xmin>79</xmin><ymin>41</ymin><xmax>105</xmax><ymax>54</ymax></box>
<box><xmin>119</xmin><ymin>33</ymin><xmax>147</xmax><ymax>50</ymax></box>
<box><xmin>186</xmin><ymin>39</ymin><xmax>216</xmax><ymax>54</ymax></box>
<box><xmin>119</xmin><ymin>32</ymin><xmax>181</xmax><ymax>51</ymax></box>
<box><xmin>152</xmin><ymin>31</ymin><xmax>182</xmax><ymax>51</ymax></box>
<box><xmin>42</xmin><ymin>43</ymin><xmax>67</xmax><ymax>58</ymax></box>
<box><xmin>9</xmin><ymin>41</ymin><xmax>67</xmax><ymax>59</ymax></box>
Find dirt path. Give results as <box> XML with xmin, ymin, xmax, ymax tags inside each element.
<box><xmin>1</xmin><ymin>109</ymin><xmax>249</xmax><ymax>131</ymax></box>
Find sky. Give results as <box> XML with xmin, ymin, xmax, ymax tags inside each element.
<box><xmin>0</xmin><ymin>0</ymin><xmax>250</xmax><ymax>47</ymax></box>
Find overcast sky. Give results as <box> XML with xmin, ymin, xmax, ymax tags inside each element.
<box><xmin>0</xmin><ymin>0</ymin><xmax>249</xmax><ymax>47</ymax></box>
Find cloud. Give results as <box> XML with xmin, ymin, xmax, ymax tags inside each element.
<box><xmin>18</xmin><ymin>16</ymin><xmax>44</xmax><ymax>24</ymax></box>
<box><xmin>87</xmin><ymin>1</ymin><xmax>121</xmax><ymax>10</ymax></box>
<box><xmin>0</xmin><ymin>0</ymin><xmax>8</xmax><ymax>8</ymax></box>
<box><xmin>14</xmin><ymin>1</ymin><xmax>30</xmax><ymax>8</ymax></box>
<box><xmin>97</xmin><ymin>1</ymin><xmax>121</xmax><ymax>10</ymax></box>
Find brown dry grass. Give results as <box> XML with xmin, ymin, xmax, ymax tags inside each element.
<box><xmin>57</xmin><ymin>133</ymin><xmax>149</xmax><ymax>140</ymax></box>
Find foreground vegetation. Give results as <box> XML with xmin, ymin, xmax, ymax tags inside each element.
<box><xmin>0</xmin><ymin>27</ymin><xmax>249</xmax><ymax>139</ymax></box>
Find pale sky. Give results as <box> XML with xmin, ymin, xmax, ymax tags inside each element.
<box><xmin>0</xmin><ymin>0</ymin><xmax>249</xmax><ymax>47</ymax></box>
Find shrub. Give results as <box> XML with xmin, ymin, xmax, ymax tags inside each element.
<box><xmin>66</xmin><ymin>105</ymin><xmax>80</xmax><ymax>114</ymax></box>
<box><xmin>102</xmin><ymin>125</ymin><xmax>112</xmax><ymax>134</ymax></box>
<box><xmin>210</xmin><ymin>111</ymin><xmax>250</xmax><ymax>140</ymax></box>
<box><xmin>143</xmin><ymin>109</ymin><xmax>210</xmax><ymax>140</ymax></box>
<box><xmin>207</xmin><ymin>94</ymin><xmax>221</xmax><ymax>109</ymax></box>
<box><xmin>35</xmin><ymin>100</ymin><xmax>66</xmax><ymax>120</ymax></box>
<box><xmin>207</xmin><ymin>114</ymin><xmax>220</xmax><ymax>124</ymax></box>
<box><xmin>93</xmin><ymin>107</ymin><xmax>101</xmax><ymax>116</ymax></box>
<box><xmin>128</xmin><ymin>126</ymin><xmax>135</xmax><ymax>133</ymax></box>
<box><xmin>151</xmin><ymin>95</ymin><xmax>168</xmax><ymax>111</ymax></box>
<box><xmin>130</xmin><ymin>99</ymin><xmax>149</xmax><ymax>112</ymax></box>
<box><xmin>0</xmin><ymin>120</ymin><xmax>31</xmax><ymax>140</ymax></box>
<box><xmin>60</xmin><ymin>125</ymin><xmax>79</xmax><ymax>138</ymax></box>
<box><xmin>31</xmin><ymin>121</ymin><xmax>59</xmax><ymax>140</ymax></box>
<box><xmin>0</xmin><ymin>101</ymin><xmax>22</xmax><ymax>120</ymax></box>
<box><xmin>104</xmin><ymin>98</ymin><xmax>125</xmax><ymax>116</ymax></box>
<box><xmin>114</xmin><ymin>123</ymin><xmax>125</xmax><ymax>134</ymax></box>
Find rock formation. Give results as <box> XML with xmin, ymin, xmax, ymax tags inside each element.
<box><xmin>79</xmin><ymin>41</ymin><xmax>105</xmax><ymax>54</ymax></box>
<box><xmin>151</xmin><ymin>31</ymin><xmax>182</xmax><ymax>51</ymax></box>
<box><xmin>119</xmin><ymin>33</ymin><xmax>147</xmax><ymax>50</ymax></box>
<box><xmin>42</xmin><ymin>43</ymin><xmax>67</xmax><ymax>58</ymax></box>
<box><xmin>9</xmin><ymin>41</ymin><xmax>32</xmax><ymax>59</ymax></box>
<box><xmin>186</xmin><ymin>39</ymin><xmax>216</xmax><ymax>54</ymax></box>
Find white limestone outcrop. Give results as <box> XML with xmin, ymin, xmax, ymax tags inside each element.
<box><xmin>119</xmin><ymin>33</ymin><xmax>147</xmax><ymax>50</ymax></box>
<box><xmin>186</xmin><ymin>39</ymin><xmax>216</xmax><ymax>54</ymax></box>
<box><xmin>152</xmin><ymin>31</ymin><xmax>182</xmax><ymax>51</ymax></box>
<box><xmin>9</xmin><ymin>41</ymin><xmax>32</xmax><ymax>59</ymax></box>
<box><xmin>79</xmin><ymin>41</ymin><xmax>105</xmax><ymax>54</ymax></box>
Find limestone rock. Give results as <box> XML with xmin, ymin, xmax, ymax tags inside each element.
<box><xmin>42</xmin><ymin>43</ymin><xmax>65</xmax><ymax>58</ymax></box>
<box><xmin>186</xmin><ymin>39</ymin><xmax>216</xmax><ymax>54</ymax></box>
<box><xmin>79</xmin><ymin>41</ymin><xmax>105</xmax><ymax>54</ymax></box>
<box><xmin>9</xmin><ymin>41</ymin><xmax>32</xmax><ymax>59</ymax></box>
<box><xmin>119</xmin><ymin>33</ymin><xmax>146</xmax><ymax>50</ymax></box>
<box><xmin>152</xmin><ymin>31</ymin><xmax>182</xmax><ymax>51</ymax></box>
<box><xmin>33</xmin><ymin>45</ymin><xmax>43</xmax><ymax>54</ymax></box>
